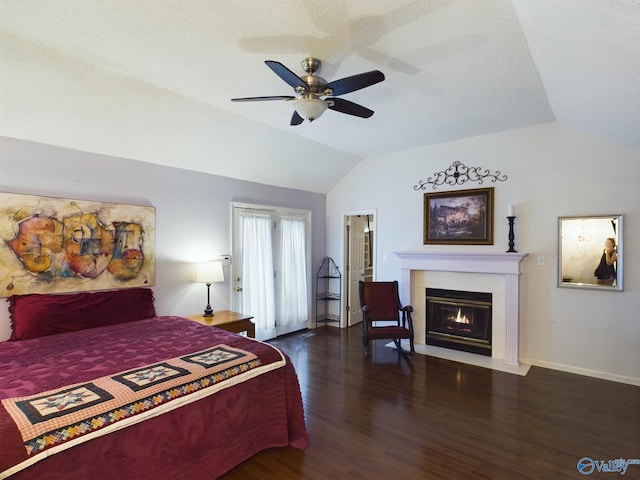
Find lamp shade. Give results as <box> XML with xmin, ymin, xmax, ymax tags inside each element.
<box><xmin>195</xmin><ymin>261</ymin><xmax>224</xmax><ymax>283</ymax></box>
<box><xmin>294</xmin><ymin>97</ymin><xmax>328</xmax><ymax>122</ymax></box>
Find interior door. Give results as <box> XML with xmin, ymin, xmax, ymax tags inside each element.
<box><xmin>347</xmin><ymin>215</ymin><xmax>367</xmax><ymax>327</ymax></box>
<box><xmin>232</xmin><ymin>205</ymin><xmax>310</xmax><ymax>340</ymax></box>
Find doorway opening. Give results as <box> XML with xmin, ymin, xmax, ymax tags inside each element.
<box><xmin>343</xmin><ymin>212</ymin><xmax>375</xmax><ymax>328</ymax></box>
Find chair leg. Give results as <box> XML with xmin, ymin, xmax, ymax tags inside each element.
<box><xmin>392</xmin><ymin>339</ymin><xmax>412</xmax><ymax>356</ymax></box>
<box><xmin>392</xmin><ymin>339</ymin><xmax>414</xmax><ymax>356</ymax></box>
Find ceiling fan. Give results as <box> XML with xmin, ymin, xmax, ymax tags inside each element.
<box><xmin>231</xmin><ymin>57</ymin><xmax>385</xmax><ymax>125</ymax></box>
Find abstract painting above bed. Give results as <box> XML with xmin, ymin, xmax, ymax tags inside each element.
<box><xmin>0</xmin><ymin>191</ymin><xmax>155</xmax><ymax>297</ymax></box>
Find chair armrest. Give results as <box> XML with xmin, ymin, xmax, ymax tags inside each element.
<box><xmin>400</xmin><ymin>305</ymin><xmax>414</xmax><ymax>330</ymax></box>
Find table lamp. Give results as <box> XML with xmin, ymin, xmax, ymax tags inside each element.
<box><xmin>195</xmin><ymin>261</ymin><xmax>224</xmax><ymax>317</ymax></box>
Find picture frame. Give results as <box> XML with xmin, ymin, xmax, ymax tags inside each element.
<box><xmin>0</xmin><ymin>191</ymin><xmax>155</xmax><ymax>296</ymax></box>
<box><xmin>424</xmin><ymin>187</ymin><xmax>494</xmax><ymax>245</ymax></box>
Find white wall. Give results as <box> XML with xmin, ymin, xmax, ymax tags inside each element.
<box><xmin>327</xmin><ymin>123</ymin><xmax>640</xmax><ymax>384</ymax></box>
<box><xmin>2</xmin><ymin>125</ymin><xmax>638</xmax><ymax>384</ymax></box>
<box><xmin>0</xmin><ymin>136</ymin><xmax>326</xmax><ymax>340</ymax></box>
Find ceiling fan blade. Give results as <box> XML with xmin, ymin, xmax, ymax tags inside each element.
<box><xmin>265</xmin><ymin>60</ymin><xmax>308</xmax><ymax>91</ymax></box>
<box><xmin>290</xmin><ymin>111</ymin><xmax>304</xmax><ymax>126</ymax></box>
<box><xmin>328</xmin><ymin>97</ymin><xmax>374</xmax><ymax>118</ymax></box>
<box><xmin>231</xmin><ymin>95</ymin><xmax>295</xmax><ymax>102</ymax></box>
<box><xmin>326</xmin><ymin>70</ymin><xmax>385</xmax><ymax>96</ymax></box>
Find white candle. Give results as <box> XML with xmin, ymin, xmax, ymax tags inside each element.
<box><xmin>508</xmin><ymin>204</ymin><xmax>515</xmax><ymax>217</ymax></box>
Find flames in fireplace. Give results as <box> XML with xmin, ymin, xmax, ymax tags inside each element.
<box><xmin>426</xmin><ymin>288</ymin><xmax>492</xmax><ymax>356</ymax></box>
<box><xmin>451</xmin><ymin>308</ymin><xmax>470</xmax><ymax>324</ymax></box>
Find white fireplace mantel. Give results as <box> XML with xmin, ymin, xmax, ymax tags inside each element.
<box><xmin>395</xmin><ymin>251</ymin><xmax>528</xmax><ymax>366</ymax></box>
<box><xmin>395</xmin><ymin>251</ymin><xmax>527</xmax><ymax>275</ymax></box>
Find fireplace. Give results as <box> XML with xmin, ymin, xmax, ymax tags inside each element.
<box><xmin>426</xmin><ymin>288</ymin><xmax>492</xmax><ymax>356</ymax></box>
<box><xmin>395</xmin><ymin>251</ymin><xmax>527</xmax><ymax>366</ymax></box>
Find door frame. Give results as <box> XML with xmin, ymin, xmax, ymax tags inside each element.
<box><xmin>342</xmin><ymin>209</ymin><xmax>377</xmax><ymax>329</ymax></box>
<box><xmin>231</xmin><ymin>201</ymin><xmax>313</xmax><ymax>337</ymax></box>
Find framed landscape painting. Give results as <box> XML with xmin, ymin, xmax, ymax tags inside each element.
<box><xmin>424</xmin><ymin>187</ymin><xmax>494</xmax><ymax>245</ymax></box>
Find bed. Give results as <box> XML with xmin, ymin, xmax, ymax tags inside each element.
<box><xmin>0</xmin><ymin>288</ymin><xmax>308</xmax><ymax>480</ymax></box>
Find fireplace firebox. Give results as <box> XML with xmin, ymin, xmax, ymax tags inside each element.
<box><xmin>426</xmin><ymin>288</ymin><xmax>492</xmax><ymax>356</ymax></box>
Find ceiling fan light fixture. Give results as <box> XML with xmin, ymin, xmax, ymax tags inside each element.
<box><xmin>294</xmin><ymin>97</ymin><xmax>327</xmax><ymax>122</ymax></box>
<box><xmin>232</xmin><ymin>58</ymin><xmax>384</xmax><ymax>125</ymax></box>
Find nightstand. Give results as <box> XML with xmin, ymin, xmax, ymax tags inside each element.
<box><xmin>184</xmin><ymin>310</ymin><xmax>255</xmax><ymax>338</ymax></box>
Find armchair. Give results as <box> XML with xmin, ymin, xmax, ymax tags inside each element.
<box><xmin>359</xmin><ymin>280</ymin><xmax>415</xmax><ymax>357</ymax></box>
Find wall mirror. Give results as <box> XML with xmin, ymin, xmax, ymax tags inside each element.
<box><xmin>558</xmin><ymin>215</ymin><xmax>623</xmax><ymax>291</ymax></box>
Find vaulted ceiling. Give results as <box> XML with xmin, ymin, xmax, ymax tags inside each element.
<box><xmin>1</xmin><ymin>1</ymin><xmax>638</xmax><ymax>193</ymax></box>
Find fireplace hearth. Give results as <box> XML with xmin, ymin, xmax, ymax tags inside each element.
<box><xmin>426</xmin><ymin>288</ymin><xmax>492</xmax><ymax>356</ymax></box>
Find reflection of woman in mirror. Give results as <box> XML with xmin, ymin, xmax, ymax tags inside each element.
<box><xmin>594</xmin><ymin>237</ymin><xmax>617</xmax><ymax>286</ymax></box>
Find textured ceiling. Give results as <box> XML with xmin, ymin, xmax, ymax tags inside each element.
<box><xmin>1</xmin><ymin>0</ymin><xmax>638</xmax><ymax>193</ymax></box>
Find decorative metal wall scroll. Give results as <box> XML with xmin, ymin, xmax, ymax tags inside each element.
<box><xmin>414</xmin><ymin>161</ymin><xmax>508</xmax><ymax>191</ymax></box>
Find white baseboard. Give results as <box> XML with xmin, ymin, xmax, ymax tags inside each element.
<box><xmin>520</xmin><ymin>357</ymin><xmax>640</xmax><ymax>386</ymax></box>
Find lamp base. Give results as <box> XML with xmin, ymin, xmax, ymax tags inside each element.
<box><xmin>203</xmin><ymin>282</ymin><xmax>214</xmax><ymax>317</ymax></box>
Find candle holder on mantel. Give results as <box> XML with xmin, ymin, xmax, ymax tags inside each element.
<box><xmin>506</xmin><ymin>216</ymin><xmax>517</xmax><ymax>253</ymax></box>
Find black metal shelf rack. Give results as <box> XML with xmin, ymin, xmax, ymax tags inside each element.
<box><xmin>316</xmin><ymin>257</ymin><xmax>341</xmax><ymax>327</ymax></box>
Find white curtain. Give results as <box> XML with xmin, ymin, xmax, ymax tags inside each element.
<box><xmin>279</xmin><ymin>215</ymin><xmax>308</xmax><ymax>328</ymax></box>
<box><xmin>240</xmin><ymin>211</ymin><xmax>276</xmax><ymax>339</ymax></box>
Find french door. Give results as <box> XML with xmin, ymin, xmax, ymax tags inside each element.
<box><xmin>232</xmin><ymin>204</ymin><xmax>311</xmax><ymax>340</ymax></box>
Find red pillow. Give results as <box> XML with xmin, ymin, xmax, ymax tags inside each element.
<box><xmin>8</xmin><ymin>288</ymin><xmax>156</xmax><ymax>341</ymax></box>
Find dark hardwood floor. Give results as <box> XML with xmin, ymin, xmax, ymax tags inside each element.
<box><xmin>220</xmin><ymin>326</ymin><xmax>639</xmax><ymax>480</ymax></box>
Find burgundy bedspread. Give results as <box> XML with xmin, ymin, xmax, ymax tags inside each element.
<box><xmin>0</xmin><ymin>316</ymin><xmax>308</xmax><ymax>479</ymax></box>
